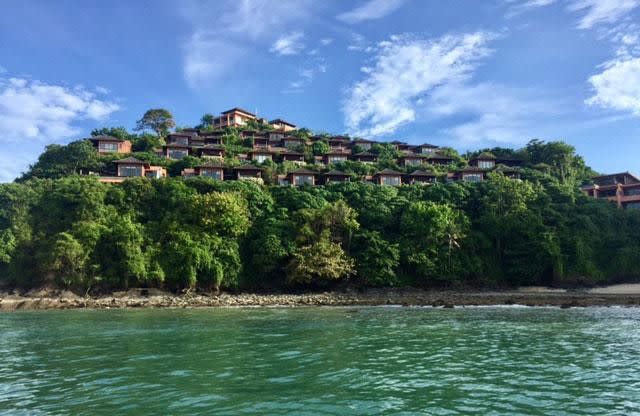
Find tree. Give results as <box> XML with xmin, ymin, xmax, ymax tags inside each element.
<box><xmin>135</xmin><ymin>108</ymin><xmax>176</xmax><ymax>137</ymax></box>
<box><xmin>286</xmin><ymin>231</ymin><xmax>354</xmax><ymax>285</ymax></box>
<box><xmin>49</xmin><ymin>232</ymin><xmax>89</xmax><ymax>289</ymax></box>
<box><xmin>200</xmin><ymin>113</ymin><xmax>215</xmax><ymax>128</ymax></box>
<box><xmin>20</xmin><ymin>140</ymin><xmax>101</xmax><ymax>180</ymax></box>
<box><xmin>352</xmin><ymin>230</ymin><xmax>400</xmax><ymax>286</ymax></box>
<box><xmin>91</xmin><ymin>126</ymin><xmax>131</xmax><ymax>141</ymax></box>
<box><xmin>400</xmin><ymin>201</ymin><xmax>469</xmax><ymax>283</ymax></box>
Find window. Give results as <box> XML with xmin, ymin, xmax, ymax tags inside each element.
<box><xmin>463</xmin><ymin>173</ymin><xmax>483</xmax><ymax>182</ymax></box>
<box><xmin>168</xmin><ymin>149</ymin><xmax>188</xmax><ymax>159</ymax></box>
<box><xmin>254</xmin><ymin>154</ymin><xmax>271</xmax><ymax>163</ymax></box>
<box><xmin>626</xmin><ymin>202</ymin><xmax>640</xmax><ymax>209</ymax></box>
<box><xmin>477</xmin><ymin>160</ymin><xmax>495</xmax><ymax>169</ymax></box>
<box><xmin>119</xmin><ymin>165</ymin><xmax>142</xmax><ymax>177</ymax></box>
<box><xmin>625</xmin><ymin>188</ymin><xmax>640</xmax><ymax>196</ymax></box>
<box><xmin>201</xmin><ymin>169</ymin><xmax>222</xmax><ymax>180</ymax></box>
<box><xmin>170</xmin><ymin>137</ymin><xmax>189</xmax><ymax>145</ymax></box>
<box><xmin>145</xmin><ymin>170</ymin><xmax>161</xmax><ymax>179</ymax></box>
<box><xmin>329</xmin><ymin>156</ymin><xmax>347</xmax><ymax>163</ymax></box>
<box><xmin>98</xmin><ymin>142</ymin><xmax>119</xmax><ymax>152</ymax></box>
<box><xmin>381</xmin><ymin>176</ymin><xmax>400</xmax><ymax>186</ymax></box>
<box><xmin>294</xmin><ymin>175</ymin><xmax>314</xmax><ymax>185</ymax></box>
<box><xmin>421</xmin><ymin>148</ymin><xmax>434</xmax><ymax>154</ymax></box>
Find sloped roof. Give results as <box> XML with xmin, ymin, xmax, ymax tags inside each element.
<box><xmin>324</xmin><ymin>169</ymin><xmax>349</xmax><ymax>176</ymax></box>
<box><xmin>289</xmin><ymin>168</ymin><xmax>319</xmax><ymax>175</ymax></box>
<box><xmin>114</xmin><ymin>157</ymin><xmax>146</xmax><ymax>164</ymax></box>
<box><xmin>427</xmin><ymin>153</ymin><xmax>454</xmax><ymax>160</ymax></box>
<box><xmin>472</xmin><ymin>152</ymin><xmax>497</xmax><ymax>160</ymax></box>
<box><xmin>354</xmin><ymin>151</ymin><xmax>377</xmax><ymax>157</ymax></box>
<box><xmin>458</xmin><ymin>166</ymin><xmax>487</xmax><ymax>173</ymax></box>
<box><xmin>196</xmin><ymin>160</ymin><xmax>224</xmax><ymax>168</ymax></box>
<box><xmin>234</xmin><ymin>164</ymin><xmax>262</xmax><ymax>171</ymax></box>
<box><xmin>409</xmin><ymin>170</ymin><xmax>437</xmax><ymax>176</ymax></box>
<box><xmin>374</xmin><ymin>168</ymin><xmax>403</xmax><ymax>176</ymax></box>
<box><xmin>270</xmin><ymin>118</ymin><xmax>296</xmax><ymax>127</ymax></box>
<box><xmin>221</xmin><ymin>107</ymin><xmax>256</xmax><ymax>116</ymax></box>
<box><xmin>89</xmin><ymin>135</ymin><xmax>124</xmax><ymax>142</ymax></box>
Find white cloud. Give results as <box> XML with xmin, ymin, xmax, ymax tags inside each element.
<box><xmin>586</xmin><ymin>57</ymin><xmax>640</xmax><ymax>116</ymax></box>
<box><xmin>180</xmin><ymin>0</ymin><xmax>312</xmax><ymax>87</ymax></box>
<box><xmin>568</xmin><ymin>0</ymin><xmax>640</xmax><ymax>29</ymax></box>
<box><xmin>337</xmin><ymin>0</ymin><xmax>405</xmax><ymax>24</ymax></box>
<box><xmin>504</xmin><ymin>0</ymin><xmax>557</xmax><ymax>18</ymax></box>
<box><xmin>504</xmin><ymin>0</ymin><xmax>639</xmax><ymax>28</ymax></box>
<box><xmin>0</xmin><ymin>77</ymin><xmax>119</xmax><ymax>143</ymax></box>
<box><xmin>95</xmin><ymin>85</ymin><xmax>110</xmax><ymax>94</ymax></box>
<box><xmin>427</xmin><ymin>82</ymin><xmax>567</xmax><ymax>144</ymax></box>
<box><xmin>343</xmin><ymin>32</ymin><xmax>496</xmax><ymax>137</ymax></box>
<box><xmin>270</xmin><ymin>32</ymin><xmax>305</xmax><ymax>56</ymax></box>
<box><xmin>320</xmin><ymin>38</ymin><xmax>334</xmax><ymax>46</ymax></box>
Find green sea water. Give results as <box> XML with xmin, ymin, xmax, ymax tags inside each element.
<box><xmin>1</xmin><ymin>307</ymin><xmax>639</xmax><ymax>415</ymax></box>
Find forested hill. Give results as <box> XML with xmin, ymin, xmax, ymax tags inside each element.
<box><xmin>1</xmin><ymin>133</ymin><xmax>639</xmax><ymax>293</ymax></box>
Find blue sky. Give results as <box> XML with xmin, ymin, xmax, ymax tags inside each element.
<box><xmin>1</xmin><ymin>0</ymin><xmax>639</xmax><ymax>181</ymax></box>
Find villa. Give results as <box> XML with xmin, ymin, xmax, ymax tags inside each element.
<box><xmin>84</xmin><ymin>107</ymin><xmax>556</xmax><ymax>188</ymax></box>
<box><xmin>582</xmin><ymin>172</ymin><xmax>640</xmax><ymax>209</ymax></box>
<box><xmin>89</xmin><ymin>135</ymin><xmax>132</xmax><ymax>154</ymax></box>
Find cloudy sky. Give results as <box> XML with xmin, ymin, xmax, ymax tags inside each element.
<box><xmin>1</xmin><ymin>0</ymin><xmax>639</xmax><ymax>181</ymax></box>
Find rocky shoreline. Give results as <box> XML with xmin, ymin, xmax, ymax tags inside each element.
<box><xmin>1</xmin><ymin>287</ymin><xmax>640</xmax><ymax>311</ymax></box>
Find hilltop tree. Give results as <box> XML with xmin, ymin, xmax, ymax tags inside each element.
<box><xmin>91</xmin><ymin>126</ymin><xmax>131</xmax><ymax>141</ymax></box>
<box><xmin>200</xmin><ymin>113</ymin><xmax>215</xmax><ymax>128</ymax></box>
<box><xmin>135</xmin><ymin>109</ymin><xmax>175</xmax><ymax>137</ymax></box>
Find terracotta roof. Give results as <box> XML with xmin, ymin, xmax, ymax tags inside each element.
<box><xmin>114</xmin><ymin>157</ymin><xmax>146</xmax><ymax>164</ymax></box>
<box><xmin>221</xmin><ymin>107</ymin><xmax>256</xmax><ymax>117</ymax></box>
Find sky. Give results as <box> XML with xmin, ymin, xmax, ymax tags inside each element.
<box><xmin>0</xmin><ymin>0</ymin><xmax>639</xmax><ymax>182</ymax></box>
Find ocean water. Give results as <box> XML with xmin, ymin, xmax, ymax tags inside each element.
<box><xmin>0</xmin><ymin>307</ymin><xmax>639</xmax><ymax>415</ymax></box>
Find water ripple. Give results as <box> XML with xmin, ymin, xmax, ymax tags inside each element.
<box><xmin>0</xmin><ymin>307</ymin><xmax>639</xmax><ymax>415</ymax></box>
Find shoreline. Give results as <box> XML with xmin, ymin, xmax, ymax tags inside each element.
<box><xmin>2</xmin><ymin>287</ymin><xmax>640</xmax><ymax>311</ymax></box>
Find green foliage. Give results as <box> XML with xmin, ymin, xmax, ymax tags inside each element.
<box><xmin>286</xmin><ymin>231</ymin><xmax>354</xmax><ymax>286</ymax></box>
<box><xmin>3</xmin><ymin>137</ymin><xmax>640</xmax><ymax>293</ymax></box>
<box><xmin>20</xmin><ymin>140</ymin><xmax>101</xmax><ymax>181</ymax></box>
<box><xmin>352</xmin><ymin>230</ymin><xmax>400</xmax><ymax>286</ymax></box>
<box><xmin>91</xmin><ymin>126</ymin><xmax>131</xmax><ymax>141</ymax></box>
<box><xmin>135</xmin><ymin>108</ymin><xmax>176</xmax><ymax>137</ymax></box>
